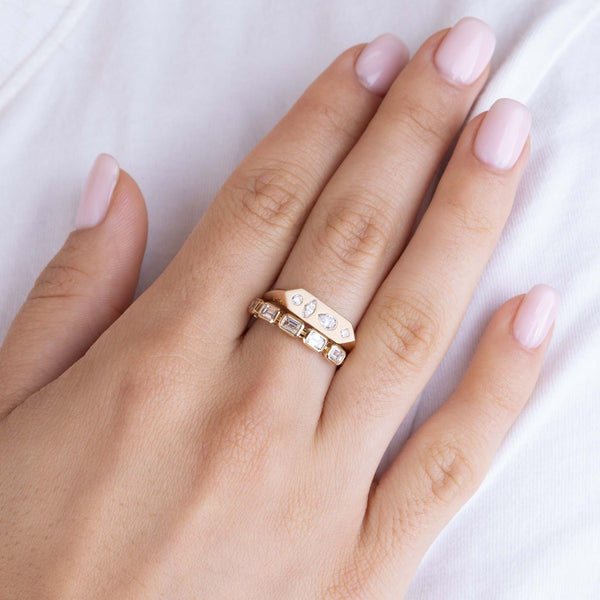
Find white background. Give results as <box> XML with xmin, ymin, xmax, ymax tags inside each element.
<box><xmin>0</xmin><ymin>1</ymin><xmax>599</xmax><ymax>597</ymax></box>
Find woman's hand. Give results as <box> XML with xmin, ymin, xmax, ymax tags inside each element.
<box><xmin>0</xmin><ymin>18</ymin><xmax>558</xmax><ymax>599</ymax></box>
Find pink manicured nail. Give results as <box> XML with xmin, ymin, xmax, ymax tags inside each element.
<box><xmin>434</xmin><ymin>17</ymin><xmax>495</xmax><ymax>85</ymax></box>
<box><xmin>75</xmin><ymin>154</ymin><xmax>120</xmax><ymax>230</ymax></box>
<box><xmin>512</xmin><ymin>285</ymin><xmax>559</xmax><ymax>349</ymax></box>
<box><xmin>473</xmin><ymin>99</ymin><xmax>531</xmax><ymax>170</ymax></box>
<box><xmin>355</xmin><ymin>33</ymin><xmax>410</xmax><ymax>96</ymax></box>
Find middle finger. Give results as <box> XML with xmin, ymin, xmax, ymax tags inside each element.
<box><xmin>243</xmin><ymin>18</ymin><xmax>496</xmax><ymax>405</ymax></box>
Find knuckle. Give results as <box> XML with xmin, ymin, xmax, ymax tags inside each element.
<box><xmin>315</xmin><ymin>194</ymin><xmax>391</xmax><ymax>271</ymax></box>
<box><xmin>383</xmin><ymin>95</ymin><xmax>448</xmax><ymax>148</ymax></box>
<box><xmin>274</xmin><ymin>479</ymin><xmax>325</xmax><ymax>541</ymax></box>
<box><xmin>444</xmin><ymin>191</ymin><xmax>497</xmax><ymax>237</ymax></box>
<box><xmin>359</xmin><ymin>485</ymin><xmax>421</xmax><ymax>564</ymax></box>
<box><xmin>31</xmin><ymin>263</ymin><xmax>88</xmax><ymax>299</ymax></box>
<box><xmin>115</xmin><ymin>345</ymin><xmax>195</xmax><ymax>407</ymax></box>
<box><xmin>373</xmin><ymin>292</ymin><xmax>441</xmax><ymax>375</ymax></box>
<box><xmin>115</xmin><ymin>360</ymin><xmax>157</xmax><ymax>405</ymax></box>
<box><xmin>30</xmin><ymin>238</ymin><xmax>92</xmax><ymax>301</ymax></box>
<box><xmin>224</xmin><ymin>162</ymin><xmax>312</xmax><ymax>243</ymax></box>
<box><xmin>298</xmin><ymin>94</ymin><xmax>361</xmax><ymax>143</ymax></box>
<box><xmin>204</xmin><ymin>384</ymin><xmax>282</xmax><ymax>484</ymax></box>
<box><xmin>417</xmin><ymin>434</ymin><xmax>478</xmax><ymax>506</ymax></box>
<box><xmin>322</xmin><ymin>551</ymin><xmax>374</xmax><ymax>600</ymax></box>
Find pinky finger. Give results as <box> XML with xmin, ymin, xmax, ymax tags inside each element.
<box><xmin>355</xmin><ymin>285</ymin><xmax>559</xmax><ymax>597</ymax></box>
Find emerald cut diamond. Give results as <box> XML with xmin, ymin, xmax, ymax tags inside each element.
<box><xmin>304</xmin><ymin>329</ymin><xmax>327</xmax><ymax>352</ymax></box>
<box><xmin>248</xmin><ymin>298</ymin><xmax>262</xmax><ymax>313</ymax></box>
<box><xmin>258</xmin><ymin>302</ymin><xmax>279</xmax><ymax>323</ymax></box>
<box><xmin>279</xmin><ymin>313</ymin><xmax>303</xmax><ymax>336</ymax></box>
<box><xmin>326</xmin><ymin>344</ymin><xmax>346</xmax><ymax>365</ymax></box>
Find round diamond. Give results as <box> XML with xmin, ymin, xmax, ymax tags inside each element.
<box><xmin>318</xmin><ymin>313</ymin><xmax>337</xmax><ymax>330</ymax></box>
<box><xmin>303</xmin><ymin>299</ymin><xmax>316</xmax><ymax>318</ymax></box>
<box><xmin>340</xmin><ymin>328</ymin><xmax>350</xmax><ymax>338</ymax></box>
<box><xmin>291</xmin><ymin>294</ymin><xmax>303</xmax><ymax>306</ymax></box>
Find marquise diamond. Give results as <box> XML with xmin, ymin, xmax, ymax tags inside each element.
<box><xmin>303</xmin><ymin>300</ymin><xmax>317</xmax><ymax>318</ymax></box>
<box><xmin>318</xmin><ymin>313</ymin><xmax>337</xmax><ymax>330</ymax></box>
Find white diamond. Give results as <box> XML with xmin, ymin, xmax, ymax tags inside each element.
<box><xmin>248</xmin><ymin>298</ymin><xmax>262</xmax><ymax>313</ymax></box>
<box><xmin>258</xmin><ymin>302</ymin><xmax>279</xmax><ymax>323</ymax></box>
<box><xmin>291</xmin><ymin>294</ymin><xmax>303</xmax><ymax>306</ymax></box>
<box><xmin>340</xmin><ymin>328</ymin><xmax>350</xmax><ymax>338</ymax></box>
<box><xmin>318</xmin><ymin>313</ymin><xmax>337</xmax><ymax>330</ymax></box>
<box><xmin>326</xmin><ymin>344</ymin><xmax>346</xmax><ymax>365</ymax></box>
<box><xmin>303</xmin><ymin>300</ymin><xmax>316</xmax><ymax>318</ymax></box>
<box><xmin>304</xmin><ymin>329</ymin><xmax>327</xmax><ymax>352</ymax></box>
<box><xmin>279</xmin><ymin>314</ymin><xmax>303</xmax><ymax>336</ymax></box>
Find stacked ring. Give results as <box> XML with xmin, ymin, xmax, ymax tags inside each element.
<box><xmin>248</xmin><ymin>288</ymin><xmax>355</xmax><ymax>366</ymax></box>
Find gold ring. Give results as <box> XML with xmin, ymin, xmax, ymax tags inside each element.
<box><xmin>248</xmin><ymin>288</ymin><xmax>355</xmax><ymax>366</ymax></box>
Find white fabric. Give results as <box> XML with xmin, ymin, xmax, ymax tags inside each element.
<box><xmin>0</xmin><ymin>0</ymin><xmax>599</xmax><ymax>597</ymax></box>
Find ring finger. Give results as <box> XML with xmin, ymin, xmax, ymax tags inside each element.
<box><xmin>321</xmin><ymin>98</ymin><xmax>532</xmax><ymax>483</ymax></box>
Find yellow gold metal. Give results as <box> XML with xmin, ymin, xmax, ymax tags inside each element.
<box><xmin>247</xmin><ymin>293</ymin><xmax>351</xmax><ymax>366</ymax></box>
<box><xmin>263</xmin><ymin>288</ymin><xmax>355</xmax><ymax>350</ymax></box>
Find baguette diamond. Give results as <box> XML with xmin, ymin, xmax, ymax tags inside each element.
<box><xmin>248</xmin><ymin>298</ymin><xmax>262</xmax><ymax>313</ymax></box>
<box><xmin>258</xmin><ymin>302</ymin><xmax>279</xmax><ymax>323</ymax></box>
<box><xmin>279</xmin><ymin>313</ymin><xmax>303</xmax><ymax>336</ymax></box>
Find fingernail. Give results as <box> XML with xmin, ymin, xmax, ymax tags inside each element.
<box><xmin>434</xmin><ymin>17</ymin><xmax>495</xmax><ymax>85</ymax></box>
<box><xmin>512</xmin><ymin>284</ymin><xmax>560</xmax><ymax>349</ymax></box>
<box><xmin>75</xmin><ymin>154</ymin><xmax>120</xmax><ymax>230</ymax></box>
<box><xmin>355</xmin><ymin>33</ymin><xmax>410</xmax><ymax>96</ymax></box>
<box><xmin>473</xmin><ymin>99</ymin><xmax>531</xmax><ymax>170</ymax></box>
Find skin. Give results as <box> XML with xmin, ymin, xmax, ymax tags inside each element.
<box><xmin>0</xmin><ymin>28</ymin><xmax>552</xmax><ymax>599</ymax></box>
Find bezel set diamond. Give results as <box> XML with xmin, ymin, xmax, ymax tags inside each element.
<box><xmin>318</xmin><ymin>313</ymin><xmax>337</xmax><ymax>330</ymax></box>
<box><xmin>326</xmin><ymin>344</ymin><xmax>346</xmax><ymax>366</ymax></box>
<box><xmin>248</xmin><ymin>297</ymin><xmax>348</xmax><ymax>366</ymax></box>
<box><xmin>302</xmin><ymin>299</ymin><xmax>317</xmax><ymax>318</ymax></box>
<box><xmin>263</xmin><ymin>289</ymin><xmax>355</xmax><ymax>348</ymax></box>
<box><xmin>257</xmin><ymin>301</ymin><xmax>280</xmax><ymax>323</ymax></box>
<box><xmin>279</xmin><ymin>313</ymin><xmax>304</xmax><ymax>337</ymax></box>
<box><xmin>304</xmin><ymin>329</ymin><xmax>327</xmax><ymax>352</ymax></box>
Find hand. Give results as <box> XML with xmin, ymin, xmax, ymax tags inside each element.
<box><xmin>0</xmin><ymin>19</ymin><xmax>558</xmax><ymax>599</ymax></box>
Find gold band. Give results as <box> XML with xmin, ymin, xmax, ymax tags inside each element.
<box><xmin>248</xmin><ymin>292</ymin><xmax>352</xmax><ymax>366</ymax></box>
<box><xmin>263</xmin><ymin>288</ymin><xmax>355</xmax><ymax>350</ymax></box>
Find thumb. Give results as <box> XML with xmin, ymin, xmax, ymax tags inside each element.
<box><xmin>0</xmin><ymin>154</ymin><xmax>148</xmax><ymax>417</ymax></box>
